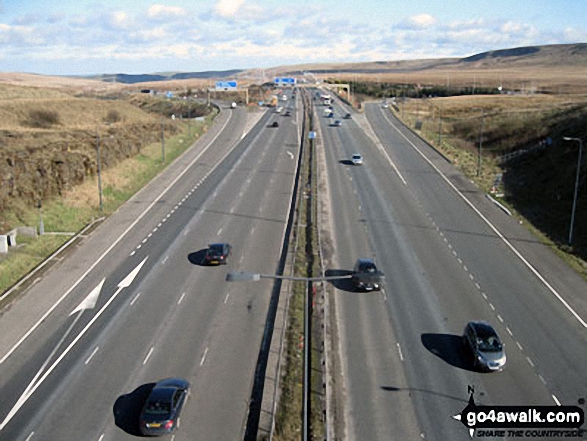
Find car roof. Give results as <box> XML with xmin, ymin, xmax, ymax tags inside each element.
<box><xmin>468</xmin><ymin>321</ymin><xmax>498</xmax><ymax>337</ymax></box>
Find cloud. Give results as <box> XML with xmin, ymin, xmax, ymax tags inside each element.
<box><xmin>147</xmin><ymin>4</ymin><xmax>188</xmax><ymax>21</ymax></box>
<box><xmin>397</xmin><ymin>13</ymin><xmax>437</xmax><ymax>30</ymax></box>
<box><xmin>214</xmin><ymin>0</ymin><xmax>245</xmax><ymax>18</ymax></box>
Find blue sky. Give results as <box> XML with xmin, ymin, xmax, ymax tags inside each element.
<box><xmin>0</xmin><ymin>0</ymin><xmax>585</xmax><ymax>75</ymax></box>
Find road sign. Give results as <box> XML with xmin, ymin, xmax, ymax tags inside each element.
<box><xmin>274</xmin><ymin>77</ymin><xmax>296</xmax><ymax>86</ymax></box>
<box><xmin>215</xmin><ymin>81</ymin><xmax>238</xmax><ymax>91</ymax></box>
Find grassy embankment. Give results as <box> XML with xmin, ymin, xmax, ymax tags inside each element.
<box><xmin>0</xmin><ymin>83</ymin><xmax>216</xmax><ymax>299</ymax></box>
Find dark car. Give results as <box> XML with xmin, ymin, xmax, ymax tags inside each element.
<box><xmin>272</xmin><ymin>121</ymin><xmax>279</xmax><ymax>128</ymax></box>
<box><xmin>462</xmin><ymin>321</ymin><xmax>506</xmax><ymax>371</ymax></box>
<box><xmin>344</xmin><ymin>113</ymin><xmax>352</xmax><ymax>119</ymax></box>
<box><xmin>204</xmin><ymin>243</ymin><xmax>231</xmax><ymax>265</ymax></box>
<box><xmin>140</xmin><ymin>378</ymin><xmax>190</xmax><ymax>436</ymax></box>
<box><xmin>351</xmin><ymin>258</ymin><xmax>382</xmax><ymax>291</ymax></box>
<box><xmin>284</xmin><ymin>110</ymin><xmax>291</xmax><ymax>116</ymax></box>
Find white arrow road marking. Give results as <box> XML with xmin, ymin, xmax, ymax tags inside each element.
<box><xmin>70</xmin><ymin>279</ymin><xmax>105</xmax><ymax>316</ymax></box>
<box><xmin>286</xmin><ymin>151</ymin><xmax>294</xmax><ymax>159</ymax></box>
<box><xmin>0</xmin><ymin>257</ymin><xmax>148</xmax><ymax>433</ymax></box>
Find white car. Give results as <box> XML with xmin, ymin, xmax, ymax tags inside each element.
<box><xmin>351</xmin><ymin>154</ymin><xmax>363</xmax><ymax>165</ymax></box>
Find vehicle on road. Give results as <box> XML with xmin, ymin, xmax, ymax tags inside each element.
<box><xmin>230</xmin><ymin>102</ymin><xmax>237</xmax><ymax>109</ymax></box>
<box><xmin>344</xmin><ymin>113</ymin><xmax>352</xmax><ymax>119</ymax></box>
<box><xmin>351</xmin><ymin>154</ymin><xmax>363</xmax><ymax>165</ymax></box>
<box><xmin>271</xmin><ymin>121</ymin><xmax>279</xmax><ymax>128</ymax></box>
<box><xmin>140</xmin><ymin>378</ymin><xmax>190</xmax><ymax>436</ymax></box>
<box><xmin>284</xmin><ymin>110</ymin><xmax>291</xmax><ymax>117</ymax></box>
<box><xmin>462</xmin><ymin>321</ymin><xmax>506</xmax><ymax>371</ymax></box>
<box><xmin>332</xmin><ymin>120</ymin><xmax>342</xmax><ymax>127</ymax></box>
<box><xmin>204</xmin><ymin>243</ymin><xmax>232</xmax><ymax>265</ymax></box>
<box><xmin>351</xmin><ymin>258</ymin><xmax>381</xmax><ymax>291</ymax></box>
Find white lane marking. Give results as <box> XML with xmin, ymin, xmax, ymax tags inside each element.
<box><xmin>157</xmin><ymin>223</ymin><xmax>162</xmax><ymax>228</ymax></box>
<box><xmin>148</xmin><ymin>233</ymin><xmax>152</xmax><ymax>238</ymax></box>
<box><xmin>516</xmin><ymin>341</ymin><xmax>523</xmax><ymax>351</ymax></box>
<box><xmin>130</xmin><ymin>292</ymin><xmax>141</xmax><ymax>306</ymax></box>
<box><xmin>482</xmin><ymin>292</ymin><xmax>488</xmax><ymax>300</ymax></box>
<box><xmin>552</xmin><ymin>395</ymin><xmax>561</xmax><ymax>406</ymax></box>
<box><xmin>85</xmin><ymin>347</ymin><xmax>100</xmax><ymax>365</ymax></box>
<box><xmin>497</xmin><ymin>314</ymin><xmax>504</xmax><ymax>323</ymax></box>
<box><xmin>474</xmin><ymin>282</ymin><xmax>481</xmax><ymax>290</ymax></box>
<box><xmin>137</xmin><ymin>244</ymin><xmax>142</xmax><ymax>249</ymax></box>
<box><xmin>162</xmin><ymin>256</ymin><xmax>169</xmax><ymax>264</ymax></box>
<box><xmin>0</xmin><ymin>258</ymin><xmax>148</xmax><ymax>430</ymax></box>
<box><xmin>396</xmin><ymin>343</ymin><xmax>404</xmax><ymax>362</ymax></box>
<box><xmin>224</xmin><ymin>292</ymin><xmax>230</xmax><ymax>304</ymax></box>
<box><xmin>489</xmin><ymin>303</ymin><xmax>495</xmax><ymax>311</ymax></box>
<box><xmin>161</xmin><ymin>218</ymin><xmax>167</xmax><ymax>223</ymax></box>
<box><xmin>381</xmin><ymin>108</ymin><xmax>587</xmax><ymax>328</ymax></box>
<box><xmin>143</xmin><ymin>347</ymin><xmax>154</xmax><ymax>365</ymax></box>
<box><xmin>184</xmin><ymin>229</ymin><xmax>190</xmax><ymax>236</ymax></box>
<box><xmin>526</xmin><ymin>356</ymin><xmax>535</xmax><ymax>367</ymax></box>
<box><xmin>26</xmin><ymin>432</ymin><xmax>34</xmax><ymax>441</ymax></box>
<box><xmin>98</xmin><ymin>435</ymin><xmax>104</xmax><ymax>441</ymax></box>
<box><xmin>506</xmin><ymin>326</ymin><xmax>513</xmax><ymax>336</ymax></box>
<box><xmin>539</xmin><ymin>375</ymin><xmax>546</xmax><ymax>385</ymax></box>
<box><xmin>130</xmin><ymin>251</ymin><xmax>136</xmax><ymax>256</ymax></box>
<box><xmin>200</xmin><ymin>347</ymin><xmax>209</xmax><ymax>366</ymax></box>
<box><xmin>142</xmin><ymin>238</ymin><xmax>148</xmax><ymax>244</ymax></box>
<box><xmin>286</xmin><ymin>151</ymin><xmax>294</xmax><ymax>159</ymax></box>
<box><xmin>362</xmin><ymin>114</ymin><xmax>408</xmax><ymax>185</ymax></box>
<box><xmin>217</xmin><ymin>227</ymin><xmax>223</xmax><ymax>236</ymax></box>
<box><xmin>178</xmin><ymin>292</ymin><xmax>186</xmax><ymax>305</ymax></box>
<box><xmin>166</xmin><ymin>213</ymin><xmax>171</xmax><ymax>218</ymax></box>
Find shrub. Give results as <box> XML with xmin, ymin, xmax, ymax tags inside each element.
<box><xmin>104</xmin><ymin>110</ymin><xmax>122</xmax><ymax>123</ymax></box>
<box><xmin>26</xmin><ymin>109</ymin><xmax>60</xmax><ymax>128</ymax></box>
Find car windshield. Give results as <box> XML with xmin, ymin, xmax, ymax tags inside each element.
<box><xmin>352</xmin><ymin>155</ymin><xmax>361</xmax><ymax>160</ymax></box>
<box><xmin>358</xmin><ymin>262</ymin><xmax>377</xmax><ymax>273</ymax></box>
<box><xmin>475</xmin><ymin>325</ymin><xmax>503</xmax><ymax>352</ymax></box>
<box><xmin>209</xmin><ymin>244</ymin><xmax>224</xmax><ymax>255</ymax></box>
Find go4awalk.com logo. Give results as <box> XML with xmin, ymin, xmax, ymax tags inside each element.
<box><xmin>453</xmin><ymin>387</ymin><xmax>585</xmax><ymax>438</ymax></box>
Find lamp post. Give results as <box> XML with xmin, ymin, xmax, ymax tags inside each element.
<box><xmin>473</xmin><ymin>108</ymin><xmax>485</xmax><ymax>177</ymax></box>
<box><xmin>226</xmin><ymin>269</ymin><xmax>383</xmax><ymax>441</ymax></box>
<box><xmin>563</xmin><ymin>137</ymin><xmax>583</xmax><ymax>246</ymax></box>
<box><xmin>95</xmin><ymin>128</ymin><xmax>103</xmax><ymax>213</ymax></box>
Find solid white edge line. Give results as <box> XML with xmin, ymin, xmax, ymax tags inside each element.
<box><xmin>0</xmin><ymin>110</ymin><xmax>234</xmax><ymax>364</ymax></box>
<box><xmin>380</xmin><ymin>108</ymin><xmax>587</xmax><ymax>329</ymax></box>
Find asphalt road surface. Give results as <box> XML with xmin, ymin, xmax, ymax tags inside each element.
<box><xmin>0</xmin><ymin>98</ymin><xmax>302</xmax><ymax>441</ymax></box>
<box><xmin>317</xmin><ymin>98</ymin><xmax>587</xmax><ymax>440</ymax></box>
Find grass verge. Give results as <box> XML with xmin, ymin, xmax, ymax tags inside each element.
<box><xmin>0</xmin><ymin>111</ymin><xmax>217</xmax><ymax>300</ymax></box>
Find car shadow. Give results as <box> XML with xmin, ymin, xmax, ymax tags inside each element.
<box><xmin>338</xmin><ymin>159</ymin><xmax>354</xmax><ymax>166</ymax></box>
<box><xmin>187</xmin><ymin>249</ymin><xmax>208</xmax><ymax>266</ymax></box>
<box><xmin>113</xmin><ymin>382</ymin><xmax>156</xmax><ymax>436</ymax></box>
<box><xmin>421</xmin><ymin>333</ymin><xmax>476</xmax><ymax>372</ymax></box>
<box><xmin>324</xmin><ymin>269</ymin><xmax>355</xmax><ymax>292</ymax></box>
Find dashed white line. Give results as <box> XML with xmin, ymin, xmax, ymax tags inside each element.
<box><xmin>217</xmin><ymin>227</ymin><xmax>223</xmax><ymax>236</ymax></box>
<box><xmin>131</xmin><ymin>292</ymin><xmax>141</xmax><ymax>305</ymax></box>
<box><xmin>25</xmin><ymin>432</ymin><xmax>34</xmax><ymax>441</ymax></box>
<box><xmin>539</xmin><ymin>375</ymin><xmax>547</xmax><ymax>385</ymax></box>
<box><xmin>463</xmin><ymin>265</ymin><xmax>468</xmax><ymax>272</ymax></box>
<box><xmin>184</xmin><ymin>229</ymin><xmax>190</xmax><ymax>236</ymax></box>
<box><xmin>469</xmin><ymin>274</ymin><xmax>475</xmax><ymax>281</ymax></box>
<box><xmin>130</xmin><ymin>250</ymin><xmax>136</xmax><ymax>256</ymax></box>
<box><xmin>224</xmin><ymin>293</ymin><xmax>230</xmax><ymax>304</ymax></box>
<box><xmin>526</xmin><ymin>356</ymin><xmax>535</xmax><ymax>367</ymax></box>
<box><xmin>143</xmin><ymin>347</ymin><xmax>154</xmax><ymax>365</ymax></box>
<box><xmin>482</xmin><ymin>292</ymin><xmax>488</xmax><ymax>300</ymax></box>
<box><xmin>85</xmin><ymin>347</ymin><xmax>99</xmax><ymax>365</ymax></box>
<box><xmin>552</xmin><ymin>395</ymin><xmax>561</xmax><ymax>406</ymax></box>
<box><xmin>474</xmin><ymin>283</ymin><xmax>481</xmax><ymax>290</ymax></box>
<box><xmin>497</xmin><ymin>314</ymin><xmax>504</xmax><ymax>323</ymax></box>
<box><xmin>516</xmin><ymin>341</ymin><xmax>523</xmax><ymax>351</ymax></box>
<box><xmin>162</xmin><ymin>218</ymin><xmax>167</xmax><ymax>223</ymax></box>
<box><xmin>397</xmin><ymin>343</ymin><xmax>404</xmax><ymax>362</ymax></box>
<box><xmin>142</xmin><ymin>238</ymin><xmax>148</xmax><ymax>244</ymax></box>
<box><xmin>200</xmin><ymin>347</ymin><xmax>209</xmax><ymax>366</ymax></box>
<box><xmin>147</xmin><ymin>233</ymin><xmax>152</xmax><ymax>238</ymax></box>
<box><xmin>489</xmin><ymin>303</ymin><xmax>495</xmax><ymax>311</ymax></box>
<box><xmin>506</xmin><ymin>326</ymin><xmax>513</xmax><ymax>336</ymax></box>
<box><xmin>137</xmin><ymin>244</ymin><xmax>142</xmax><ymax>249</ymax></box>
<box><xmin>98</xmin><ymin>434</ymin><xmax>104</xmax><ymax>441</ymax></box>
<box><xmin>166</xmin><ymin>213</ymin><xmax>171</xmax><ymax>218</ymax></box>
<box><xmin>162</xmin><ymin>256</ymin><xmax>169</xmax><ymax>264</ymax></box>
<box><xmin>178</xmin><ymin>292</ymin><xmax>186</xmax><ymax>305</ymax></box>
<box><xmin>157</xmin><ymin>223</ymin><xmax>162</xmax><ymax>228</ymax></box>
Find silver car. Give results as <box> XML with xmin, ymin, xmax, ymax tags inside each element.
<box><xmin>462</xmin><ymin>321</ymin><xmax>506</xmax><ymax>371</ymax></box>
<box><xmin>351</xmin><ymin>154</ymin><xmax>363</xmax><ymax>165</ymax></box>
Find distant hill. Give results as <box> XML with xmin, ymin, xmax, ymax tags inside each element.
<box><xmin>91</xmin><ymin>69</ymin><xmax>244</xmax><ymax>84</ymax></box>
<box><xmin>259</xmin><ymin>43</ymin><xmax>587</xmax><ymax>76</ymax></box>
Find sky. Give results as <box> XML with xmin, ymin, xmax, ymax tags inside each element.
<box><xmin>0</xmin><ymin>0</ymin><xmax>585</xmax><ymax>76</ymax></box>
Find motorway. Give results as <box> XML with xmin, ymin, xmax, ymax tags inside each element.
<box><xmin>317</xmin><ymin>97</ymin><xmax>587</xmax><ymax>440</ymax></box>
<box><xmin>0</xmin><ymin>97</ymin><xmax>301</xmax><ymax>441</ymax></box>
